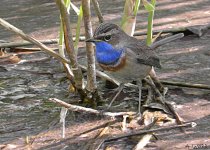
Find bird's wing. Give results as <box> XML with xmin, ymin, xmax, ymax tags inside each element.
<box><xmin>126</xmin><ymin>40</ymin><xmax>162</xmax><ymax>68</ymax></box>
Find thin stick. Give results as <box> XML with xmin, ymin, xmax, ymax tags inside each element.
<box><xmin>144</xmin><ymin>77</ymin><xmax>165</xmax><ymax>104</ymax></box>
<box><xmin>0</xmin><ymin>39</ymin><xmax>58</xmax><ymax>48</ymax></box>
<box><xmin>79</xmin><ymin>64</ymin><xmax>141</xmax><ymax>89</ymax></box>
<box><xmin>150</xmin><ymin>33</ymin><xmax>184</xmax><ymax>49</ymax></box>
<box><xmin>79</xmin><ymin>64</ymin><xmax>140</xmax><ymax>89</ymax></box>
<box><xmin>1</xmin><ymin>23</ymin><xmax>209</xmax><ymax>49</ymax></box>
<box><xmin>104</xmin><ymin>122</ymin><xmax>196</xmax><ymax>143</ymax></box>
<box><xmin>165</xmin><ymin>101</ymin><xmax>184</xmax><ymax>128</ymax></box>
<box><xmin>0</xmin><ymin>18</ymin><xmax>70</xmax><ymax>64</ymax></box>
<box><xmin>134</xmin><ymin>27</ymin><xmax>186</xmax><ymax>36</ymax></box>
<box><xmin>0</xmin><ymin>30</ymin><xmax>182</xmax><ymax>49</ymax></box>
<box><xmin>58</xmin><ymin>1</ymin><xmax>73</xmax><ymax>139</ymax></box>
<box><xmin>48</xmin><ymin>98</ymin><xmax>136</xmax><ymax>117</ymax></box>
<box><xmin>11</xmin><ymin>47</ymin><xmax>56</xmax><ymax>51</ymax></box>
<box><xmin>0</xmin><ymin>37</ymin><xmax>86</xmax><ymax>48</ymax></box>
<box><xmin>146</xmin><ymin>0</ymin><xmax>156</xmax><ymax>46</ymax></box>
<box><xmin>0</xmin><ymin>33</ymin><xmax>182</xmax><ymax>49</ymax></box>
<box><xmin>77</xmin><ymin>120</ymin><xmax>117</xmax><ymax>137</ymax></box>
<box><xmin>57</xmin><ymin>0</ymin><xmax>72</xmax><ymax>139</ymax></box>
<box><xmin>91</xmin><ymin>0</ymin><xmax>104</xmax><ymax>23</ymax></box>
<box><xmin>56</xmin><ymin>0</ymin><xmax>79</xmax><ymax>69</ymax></box>
<box><xmin>82</xmin><ymin>0</ymin><xmax>97</xmax><ymax>92</ymax></box>
<box><xmin>107</xmin><ymin>83</ymin><xmax>124</xmax><ymax>109</ymax></box>
<box><xmin>138</xmin><ymin>80</ymin><xmax>142</xmax><ymax>116</ymax></box>
<box><xmin>82</xmin><ymin>122</ymin><xmax>114</xmax><ymax>150</ymax></box>
<box><xmin>144</xmin><ymin>86</ymin><xmax>152</xmax><ymax>105</ymax></box>
<box><xmin>79</xmin><ymin>64</ymin><xmax>120</xmax><ymax>86</ymax></box>
<box><xmin>49</xmin><ymin>98</ymin><xmax>99</xmax><ymax>114</ymax></box>
<box><xmin>161</xmin><ymin>80</ymin><xmax>210</xmax><ymax>90</ymax></box>
<box><xmin>134</xmin><ymin>134</ymin><xmax>153</xmax><ymax>150</ymax></box>
<box><xmin>56</xmin><ymin>0</ymin><xmax>84</xmax><ymax>89</ymax></box>
<box><xmin>74</xmin><ymin>6</ymin><xmax>83</xmax><ymax>56</ymax></box>
<box><xmin>121</xmin><ymin>0</ymin><xmax>140</xmax><ymax>36</ymax></box>
<box><xmin>60</xmin><ymin>107</ymin><xmax>68</xmax><ymax>138</ymax></box>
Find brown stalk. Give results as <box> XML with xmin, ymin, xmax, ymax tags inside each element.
<box><xmin>0</xmin><ymin>39</ymin><xmax>58</xmax><ymax>48</ymax></box>
<box><xmin>56</xmin><ymin>0</ymin><xmax>83</xmax><ymax>89</ymax></box>
<box><xmin>121</xmin><ymin>0</ymin><xmax>137</xmax><ymax>36</ymax></box>
<box><xmin>0</xmin><ymin>18</ymin><xmax>69</xmax><ymax>64</ymax></box>
<box><xmin>91</xmin><ymin>0</ymin><xmax>104</xmax><ymax>23</ymax></box>
<box><xmin>82</xmin><ymin>0</ymin><xmax>97</xmax><ymax>92</ymax></box>
<box><xmin>48</xmin><ymin>98</ymin><xmax>136</xmax><ymax>117</ymax></box>
<box><xmin>104</xmin><ymin>122</ymin><xmax>196</xmax><ymax>143</ymax></box>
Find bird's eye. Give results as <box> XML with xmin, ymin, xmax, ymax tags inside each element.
<box><xmin>104</xmin><ymin>35</ymin><xmax>111</xmax><ymax>41</ymax></box>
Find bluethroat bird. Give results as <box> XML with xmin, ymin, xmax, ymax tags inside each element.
<box><xmin>86</xmin><ymin>23</ymin><xmax>161</xmax><ymax>115</ymax></box>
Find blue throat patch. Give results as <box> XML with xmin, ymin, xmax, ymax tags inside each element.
<box><xmin>94</xmin><ymin>41</ymin><xmax>124</xmax><ymax>65</ymax></box>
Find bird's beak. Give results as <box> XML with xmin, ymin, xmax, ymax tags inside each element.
<box><xmin>85</xmin><ymin>38</ymin><xmax>100</xmax><ymax>43</ymax></box>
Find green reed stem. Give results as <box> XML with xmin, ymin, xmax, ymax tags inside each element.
<box><xmin>59</xmin><ymin>0</ymin><xmax>71</xmax><ymax>56</ymax></box>
<box><xmin>74</xmin><ymin>6</ymin><xmax>83</xmax><ymax>56</ymax></box>
<box><xmin>146</xmin><ymin>0</ymin><xmax>156</xmax><ymax>46</ymax></box>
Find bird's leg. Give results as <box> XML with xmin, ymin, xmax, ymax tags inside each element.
<box><xmin>107</xmin><ymin>83</ymin><xmax>124</xmax><ymax>109</ymax></box>
<box><xmin>144</xmin><ymin>86</ymin><xmax>152</xmax><ymax>106</ymax></box>
<box><xmin>144</xmin><ymin>76</ymin><xmax>165</xmax><ymax>105</ymax></box>
<box><xmin>137</xmin><ymin>80</ymin><xmax>142</xmax><ymax>117</ymax></box>
<box><xmin>149</xmin><ymin>68</ymin><xmax>168</xmax><ymax>95</ymax></box>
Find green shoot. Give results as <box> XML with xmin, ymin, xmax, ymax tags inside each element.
<box><xmin>143</xmin><ymin>0</ymin><xmax>156</xmax><ymax>46</ymax></box>
<box><xmin>74</xmin><ymin>6</ymin><xmax>83</xmax><ymax>56</ymax></box>
<box><xmin>121</xmin><ymin>0</ymin><xmax>141</xmax><ymax>36</ymax></box>
<box><xmin>58</xmin><ymin>0</ymin><xmax>71</xmax><ymax>57</ymax></box>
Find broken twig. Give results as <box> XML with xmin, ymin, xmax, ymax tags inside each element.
<box><xmin>104</xmin><ymin>122</ymin><xmax>196</xmax><ymax>143</ymax></box>
<box><xmin>161</xmin><ymin>80</ymin><xmax>210</xmax><ymax>90</ymax></box>
<box><xmin>0</xmin><ymin>37</ymin><xmax>86</xmax><ymax>48</ymax></box>
<box><xmin>165</xmin><ymin>101</ymin><xmax>185</xmax><ymax>133</ymax></box>
<box><xmin>0</xmin><ymin>18</ymin><xmax>70</xmax><ymax>64</ymax></box>
<box><xmin>48</xmin><ymin>98</ymin><xmax>136</xmax><ymax>117</ymax></box>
